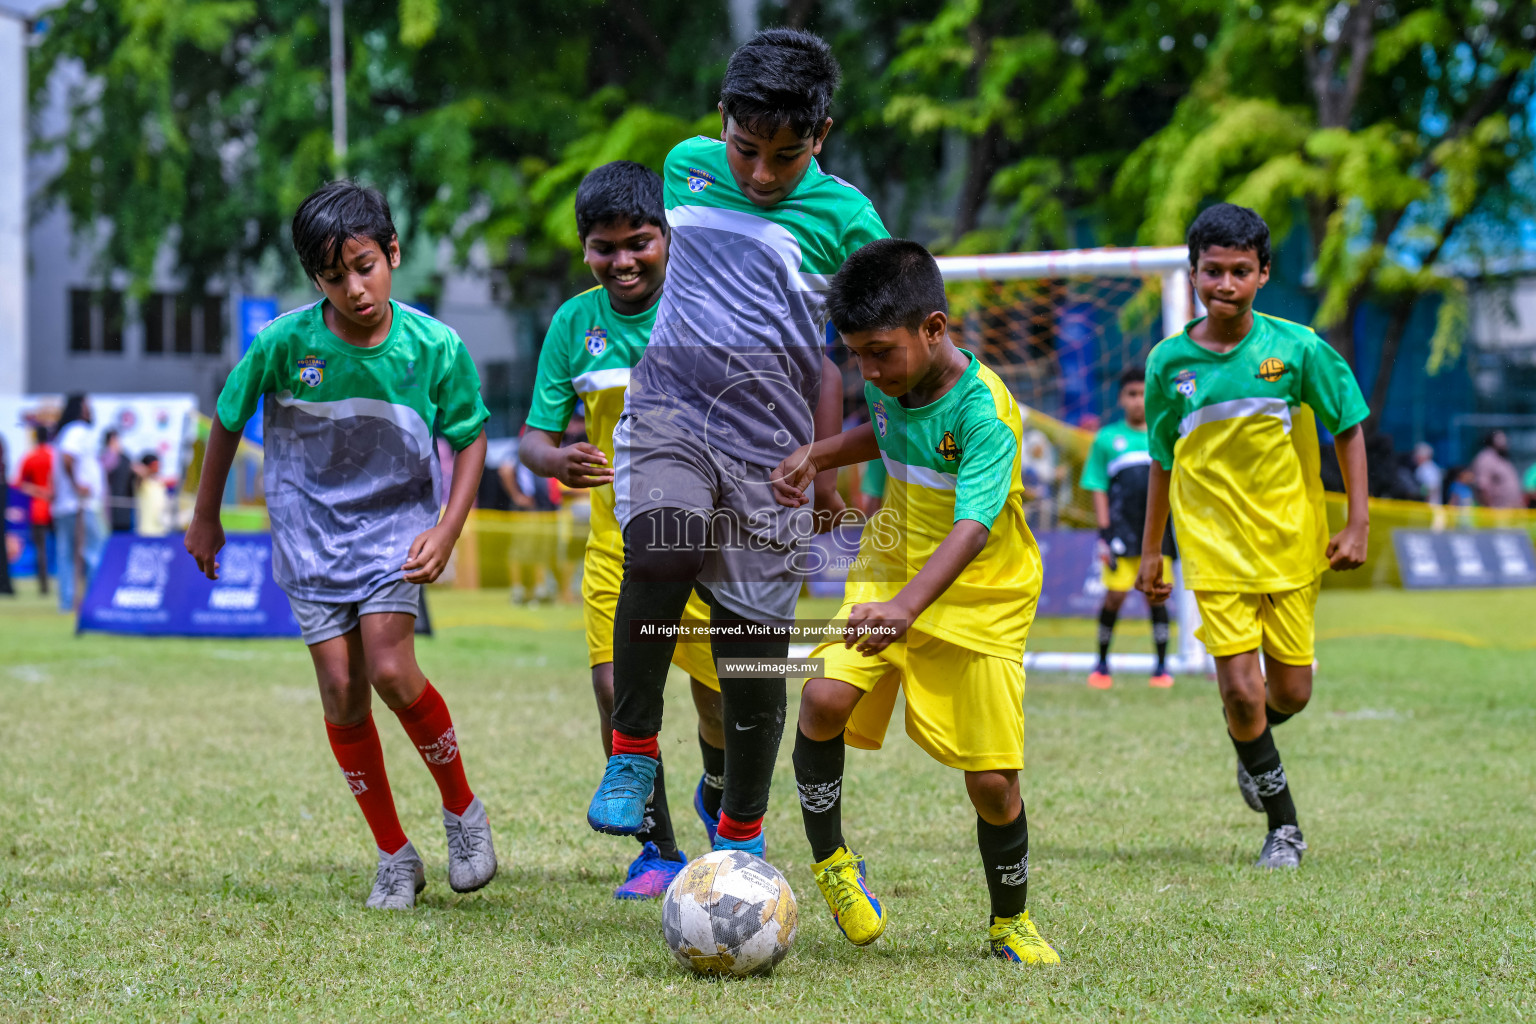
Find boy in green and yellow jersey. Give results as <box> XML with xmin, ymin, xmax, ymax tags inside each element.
<box><xmin>1137</xmin><ymin>203</ymin><xmax>1371</xmax><ymax>870</ymax></box>
<box><xmin>519</xmin><ymin>162</ymin><xmax>724</xmax><ymax>899</ymax></box>
<box><xmin>773</xmin><ymin>239</ymin><xmax>1059</xmax><ymax>965</ymax></box>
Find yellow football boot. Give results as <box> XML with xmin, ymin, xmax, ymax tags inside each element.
<box><xmin>988</xmin><ymin>910</ymin><xmax>1061</xmax><ymax>964</ymax></box>
<box><xmin>811</xmin><ymin>846</ymin><xmax>886</xmax><ymax>946</ymax></box>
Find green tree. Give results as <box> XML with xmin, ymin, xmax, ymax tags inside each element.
<box><xmin>1112</xmin><ymin>0</ymin><xmax>1536</xmax><ymax>419</ymax></box>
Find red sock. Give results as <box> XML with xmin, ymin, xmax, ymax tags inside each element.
<box><xmin>325</xmin><ymin>716</ymin><xmax>409</xmax><ymax>855</ymax></box>
<box><xmin>717</xmin><ymin>813</ymin><xmax>763</xmax><ymax>842</ymax></box>
<box><xmin>392</xmin><ymin>681</ymin><xmax>475</xmax><ymax>816</ymax></box>
<box><xmin>612</xmin><ymin>730</ymin><xmax>660</xmax><ymax>759</ymax></box>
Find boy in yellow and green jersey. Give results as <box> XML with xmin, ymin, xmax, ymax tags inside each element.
<box><xmin>773</xmin><ymin>239</ymin><xmax>1059</xmax><ymax>965</ymax></box>
<box><xmin>519</xmin><ymin>162</ymin><xmax>724</xmax><ymax>899</ymax></box>
<box><xmin>1137</xmin><ymin>203</ymin><xmax>1371</xmax><ymax>870</ymax></box>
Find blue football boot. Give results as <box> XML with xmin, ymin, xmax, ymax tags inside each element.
<box><xmin>693</xmin><ymin>775</ymin><xmax>720</xmax><ymax>846</ymax></box>
<box><xmin>586</xmin><ymin>753</ymin><xmax>658</xmax><ymax>835</ymax></box>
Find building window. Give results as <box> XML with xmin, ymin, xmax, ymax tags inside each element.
<box><xmin>68</xmin><ymin>288</ymin><xmax>127</xmax><ymax>354</ymax></box>
<box><xmin>140</xmin><ymin>291</ymin><xmax>226</xmax><ymax>357</ymax></box>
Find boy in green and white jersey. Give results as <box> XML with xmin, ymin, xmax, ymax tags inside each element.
<box><xmin>187</xmin><ymin>182</ymin><xmax>496</xmax><ymax>910</ymax></box>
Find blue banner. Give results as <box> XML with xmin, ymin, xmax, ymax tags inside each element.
<box><xmin>78</xmin><ymin>533</ymin><xmax>301</xmax><ymax>637</ymax></box>
<box><xmin>238</xmin><ymin>297</ymin><xmax>279</xmax><ymax>446</ymax></box>
<box><xmin>1393</xmin><ymin>529</ymin><xmax>1536</xmax><ymax>589</ymax></box>
<box><xmin>803</xmin><ymin>527</ymin><xmax>1166</xmax><ymax>617</ymax></box>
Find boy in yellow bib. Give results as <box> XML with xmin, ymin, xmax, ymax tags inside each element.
<box><xmin>773</xmin><ymin>239</ymin><xmax>1059</xmax><ymax>965</ymax></box>
<box><xmin>1137</xmin><ymin>204</ymin><xmax>1371</xmax><ymax>869</ymax></box>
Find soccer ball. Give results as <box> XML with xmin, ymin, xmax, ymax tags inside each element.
<box><xmin>661</xmin><ymin>849</ymin><xmax>798</xmax><ymax>976</ymax></box>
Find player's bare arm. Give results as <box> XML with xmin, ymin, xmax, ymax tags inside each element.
<box><xmin>404</xmin><ymin>428</ymin><xmax>487</xmax><ymax>584</ymax></box>
<box><xmin>772</xmin><ymin>421</ymin><xmax>879</xmax><ymax>508</ymax></box>
<box><xmin>1327</xmin><ymin>423</ymin><xmax>1370</xmax><ymax>571</ymax></box>
<box><xmin>184</xmin><ymin>416</ymin><xmax>241</xmax><ymax>580</ymax></box>
<box><xmin>1136</xmin><ymin>463</ymin><xmax>1175</xmax><ymax>604</ymax></box>
<box><xmin>810</xmin><ymin>355</ymin><xmax>847</xmax><ymax>531</ymax></box>
<box><xmin>517</xmin><ymin>427</ymin><xmax>614</xmax><ymax>489</ymax></box>
<box><xmin>847</xmin><ymin>518</ymin><xmax>990</xmax><ymax>655</ymax></box>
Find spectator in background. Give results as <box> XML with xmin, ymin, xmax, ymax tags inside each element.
<box><xmin>1412</xmin><ymin>443</ymin><xmax>1443</xmax><ymax>505</ymax></box>
<box><xmin>1471</xmin><ymin>430</ymin><xmax>1523</xmax><ymax>509</ymax></box>
<box><xmin>14</xmin><ymin>425</ymin><xmax>53</xmax><ymax>595</ymax></box>
<box><xmin>0</xmin><ymin>434</ymin><xmax>12</xmax><ymax>596</ymax></box>
<box><xmin>135</xmin><ymin>453</ymin><xmax>170</xmax><ymax>537</ymax></box>
<box><xmin>1446</xmin><ymin>466</ymin><xmax>1477</xmax><ymax>528</ymax></box>
<box><xmin>51</xmin><ymin>393</ymin><xmax>107</xmax><ymax>612</ymax></box>
<box><xmin>103</xmin><ymin>429</ymin><xmax>138</xmax><ymax>533</ymax></box>
<box><xmin>1523</xmin><ymin>460</ymin><xmax>1536</xmax><ymax>510</ymax></box>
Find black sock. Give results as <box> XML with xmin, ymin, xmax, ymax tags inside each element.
<box><xmin>1096</xmin><ymin>605</ymin><xmax>1119</xmax><ymax>672</ymax></box>
<box><xmin>1230</xmin><ymin>726</ymin><xmax>1298</xmax><ymax>830</ymax></box>
<box><xmin>708</xmin><ymin>600</ymin><xmax>788</xmax><ymax>825</ymax></box>
<box><xmin>978</xmin><ymin>808</ymin><xmax>1030</xmax><ymax>920</ymax></box>
<box><xmin>792</xmin><ymin>727</ymin><xmax>846</xmax><ymax>862</ymax></box>
<box><xmin>1150</xmin><ymin>604</ymin><xmax>1170</xmax><ymax>674</ymax></box>
<box><xmin>698</xmin><ymin>731</ymin><xmax>725</xmax><ymax>820</ymax></box>
<box><xmin>1266</xmin><ymin>705</ymin><xmax>1295</xmax><ymax>727</ymax></box>
<box><xmin>633</xmin><ymin>758</ymin><xmax>682</xmax><ymax>860</ymax></box>
<box><xmin>610</xmin><ymin>511</ymin><xmax>707</xmax><ymax>740</ymax></box>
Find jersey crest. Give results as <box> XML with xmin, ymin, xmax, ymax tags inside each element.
<box><xmin>584</xmin><ymin>327</ymin><xmax>607</xmax><ymax>355</ymax></box>
<box><xmin>936</xmin><ymin>430</ymin><xmax>961</xmax><ymax>462</ymax></box>
<box><xmin>872</xmin><ymin>401</ymin><xmax>888</xmax><ymax>437</ymax></box>
<box><xmin>297</xmin><ymin>355</ymin><xmax>325</xmax><ymax>388</ymax></box>
<box><xmin>685</xmin><ymin>166</ymin><xmax>718</xmax><ymax>193</ymax></box>
<box><xmin>1255</xmin><ymin>357</ymin><xmax>1289</xmax><ymax>383</ymax></box>
<box><xmin>1175</xmin><ymin>369</ymin><xmax>1197</xmax><ymax>397</ymax></box>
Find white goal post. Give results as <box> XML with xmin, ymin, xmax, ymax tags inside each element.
<box><xmin>934</xmin><ymin>246</ymin><xmax>1213</xmax><ymax>676</ymax></box>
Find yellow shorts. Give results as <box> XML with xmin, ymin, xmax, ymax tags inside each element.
<box><xmin>1102</xmin><ymin>555</ymin><xmax>1169</xmax><ymax>593</ymax></box>
<box><xmin>1194</xmin><ymin>577</ymin><xmax>1320</xmax><ymax>665</ymax></box>
<box><xmin>811</xmin><ymin>618</ymin><xmax>1024</xmax><ymax>772</ymax></box>
<box><xmin>582</xmin><ymin>541</ymin><xmax>719</xmax><ymax>690</ymax></box>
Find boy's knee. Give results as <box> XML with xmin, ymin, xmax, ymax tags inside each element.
<box><xmin>965</xmin><ymin>770</ymin><xmax>1021</xmax><ymax>825</ymax></box>
<box><xmin>797</xmin><ymin>685</ymin><xmax>851</xmax><ymax>742</ymax></box>
<box><xmin>591</xmin><ymin>667</ymin><xmax>615</xmax><ymax>716</ymax></box>
<box><xmin>367</xmin><ymin>656</ymin><xmax>420</xmax><ymax>706</ymax></box>
<box><xmin>1103</xmin><ymin>589</ymin><xmax>1128</xmax><ymax>612</ymax></box>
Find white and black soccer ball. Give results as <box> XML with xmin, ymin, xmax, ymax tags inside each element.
<box><xmin>661</xmin><ymin>849</ymin><xmax>798</xmax><ymax>977</ymax></box>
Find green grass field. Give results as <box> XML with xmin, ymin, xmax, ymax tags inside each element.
<box><xmin>3</xmin><ymin>585</ymin><xmax>1533</xmax><ymax>1022</ymax></box>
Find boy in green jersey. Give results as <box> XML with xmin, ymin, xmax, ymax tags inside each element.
<box><xmin>773</xmin><ymin>239</ymin><xmax>1059</xmax><ymax>965</ymax></box>
<box><xmin>1137</xmin><ymin>203</ymin><xmax>1370</xmax><ymax>869</ymax></box>
<box><xmin>1079</xmin><ymin>364</ymin><xmax>1175</xmax><ymax>689</ymax></box>
<box><xmin>519</xmin><ymin>161</ymin><xmax>726</xmax><ymax>898</ymax></box>
<box><xmin>186</xmin><ymin>182</ymin><xmax>496</xmax><ymax>909</ymax></box>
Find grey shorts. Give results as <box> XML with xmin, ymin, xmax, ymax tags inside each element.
<box><xmin>287</xmin><ymin>577</ymin><xmax>420</xmax><ymax>645</ymax></box>
<box><xmin>612</xmin><ymin>409</ymin><xmax>813</xmax><ymax>624</ymax></box>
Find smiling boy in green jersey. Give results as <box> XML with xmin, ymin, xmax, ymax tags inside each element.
<box><xmin>1137</xmin><ymin>203</ymin><xmax>1371</xmax><ymax>870</ymax></box>
<box><xmin>517</xmin><ymin>161</ymin><xmax>725</xmax><ymax>899</ymax></box>
<box><xmin>773</xmin><ymin>239</ymin><xmax>1059</xmax><ymax>965</ymax></box>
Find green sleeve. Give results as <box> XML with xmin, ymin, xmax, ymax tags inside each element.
<box><xmin>1080</xmin><ymin>431</ymin><xmax>1110</xmax><ymax>491</ymax></box>
<box><xmin>435</xmin><ymin>334</ymin><xmax>491</xmax><ymax>451</ymax></box>
<box><xmin>952</xmin><ymin>416</ymin><xmax>1018</xmax><ymax>529</ymax></box>
<box><xmin>860</xmin><ymin>456</ymin><xmax>887</xmax><ymax>499</ymax></box>
<box><xmin>1522</xmin><ymin>462</ymin><xmax>1536</xmax><ymax>491</ymax></box>
<box><xmin>1145</xmin><ymin>356</ymin><xmax>1181</xmax><ymax>471</ymax></box>
<box><xmin>216</xmin><ymin>336</ymin><xmax>277</xmax><ymax>433</ymax></box>
<box><xmin>838</xmin><ymin>202</ymin><xmax>890</xmax><ymax>262</ymax></box>
<box><xmin>1299</xmin><ymin>334</ymin><xmax>1370</xmax><ymax>435</ymax></box>
<box><xmin>524</xmin><ymin>310</ymin><xmax>577</xmax><ymax>434</ymax></box>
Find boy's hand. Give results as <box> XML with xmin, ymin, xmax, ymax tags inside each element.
<box><xmin>812</xmin><ymin>483</ymin><xmax>847</xmax><ymax>533</ymax></box>
<box><xmin>1326</xmin><ymin>521</ymin><xmax>1369</xmax><ymax>571</ymax></box>
<box><xmin>550</xmin><ymin>442</ymin><xmax>614</xmax><ymax>489</ymax></box>
<box><xmin>184</xmin><ymin>515</ymin><xmax>226</xmax><ymax>580</ymax></box>
<box><xmin>1135</xmin><ymin>552</ymin><xmax>1172</xmax><ymax>605</ymax></box>
<box><xmin>771</xmin><ymin>444</ymin><xmax>818</xmax><ymax>508</ymax></box>
<box><xmin>844</xmin><ymin>600</ymin><xmax>910</xmax><ymax>656</ymax></box>
<box><xmin>403</xmin><ymin>524</ymin><xmax>459</xmax><ymax>584</ymax></box>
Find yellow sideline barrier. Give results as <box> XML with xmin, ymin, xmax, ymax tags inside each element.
<box><xmin>1321</xmin><ymin>493</ymin><xmax>1536</xmax><ymax>590</ymax></box>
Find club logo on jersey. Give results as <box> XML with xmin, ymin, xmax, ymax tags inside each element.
<box><xmin>685</xmin><ymin>166</ymin><xmax>719</xmax><ymax>193</ymax></box>
<box><xmin>1175</xmin><ymin>369</ymin><xmax>1197</xmax><ymax>397</ymax></box>
<box><xmin>584</xmin><ymin>327</ymin><xmax>607</xmax><ymax>355</ymax></box>
<box><xmin>1113</xmin><ymin>435</ymin><xmax>1128</xmax><ymax>452</ymax></box>
<box><xmin>297</xmin><ymin>355</ymin><xmax>325</xmax><ymax>388</ymax></box>
<box><xmin>873</xmin><ymin>400</ymin><xmax>888</xmax><ymax>437</ymax></box>
<box><xmin>936</xmin><ymin>430</ymin><xmax>961</xmax><ymax>462</ymax></box>
<box><xmin>1255</xmin><ymin>357</ymin><xmax>1289</xmax><ymax>383</ymax></box>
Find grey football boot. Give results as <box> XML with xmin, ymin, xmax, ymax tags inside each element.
<box><xmin>367</xmin><ymin>841</ymin><xmax>426</xmax><ymax>909</ymax></box>
<box><xmin>1255</xmin><ymin>825</ymin><xmax>1307</xmax><ymax>869</ymax></box>
<box><xmin>1236</xmin><ymin>759</ymin><xmax>1265</xmax><ymax>812</ymax></box>
<box><xmin>443</xmin><ymin>796</ymin><xmax>498</xmax><ymax>893</ymax></box>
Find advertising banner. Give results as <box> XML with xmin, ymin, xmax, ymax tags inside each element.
<box><xmin>1393</xmin><ymin>529</ymin><xmax>1536</xmax><ymax>589</ymax></box>
<box><xmin>0</xmin><ymin>393</ymin><xmax>198</xmax><ymax>483</ymax></box>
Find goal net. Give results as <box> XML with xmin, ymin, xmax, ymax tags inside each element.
<box><xmin>934</xmin><ymin>246</ymin><xmax>1211</xmax><ymax>675</ymax></box>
